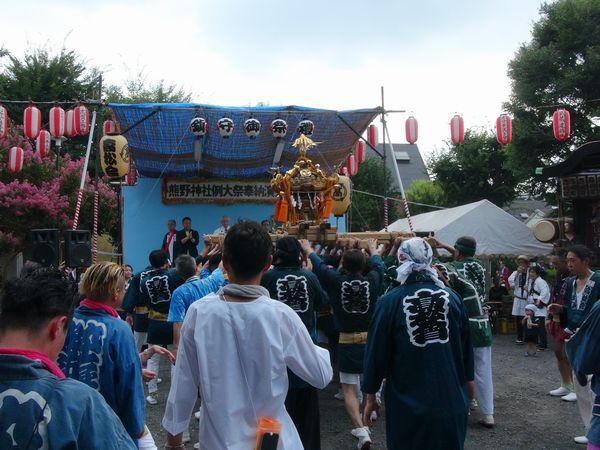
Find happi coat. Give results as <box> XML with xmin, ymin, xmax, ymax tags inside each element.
<box><xmin>58</xmin><ymin>305</ymin><xmax>145</xmax><ymax>441</ymax></box>
<box><xmin>0</xmin><ymin>353</ymin><xmax>136</xmax><ymax>449</ymax></box>
<box><xmin>562</xmin><ymin>271</ymin><xmax>600</xmax><ymax>332</ymax></box>
<box><xmin>162</xmin><ymin>293</ymin><xmax>333</xmax><ymax>450</ymax></box>
<box><xmin>362</xmin><ymin>272</ymin><xmax>474</xmax><ymax>450</ymax></box>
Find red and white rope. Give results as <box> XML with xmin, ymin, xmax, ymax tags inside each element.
<box><xmin>383</xmin><ymin>198</ymin><xmax>389</xmax><ymax>231</ymax></box>
<box><xmin>72</xmin><ymin>189</ymin><xmax>84</xmax><ymax>230</ymax></box>
<box><xmin>92</xmin><ymin>189</ymin><xmax>99</xmax><ymax>263</ymax></box>
<box><xmin>403</xmin><ymin>197</ymin><xmax>414</xmax><ymax>232</ymax></box>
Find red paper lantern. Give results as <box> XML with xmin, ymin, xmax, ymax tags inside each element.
<box><xmin>367</xmin><ymin>124</ymin><xmax>378</xmax><ymax>148</ymax></box>
<box><xmin>450</xmin><ymin>114</ymin><xmax>464</xmax><ymax>145</ymax></box>
<box><xmin>405</xmin><ymin>116</ymin><xmax>418</xmax><ymax>144</ymax></box>
<box><xmin>23</xmin><ymin>105</ymin><xmax>42</xmax><ymax>140</ymax></box>
<box><xmin>125</xmin><ymin>158</ymin><xmax>138</xmax><ymax>186</ymax></box>
<box><xmin>36</xmin><ymin>130</ymin><xmax>51</xmax><ymax>158</ymax></box>
<box><xmin>7</xmin><ymin>146</ymin><xmax>24</xmax><ymax>173</ymax></box>
<box><xmin>355</xmin><ymin>140</ymin><xmax>366</xmax><ymax>165</ymax></box>
<box><xmin>64</xmin><ymin>109</ymin><xmax>77</xmax><ymax>138</ymax></box>
<box><xmin>0</xmin><ymin>105</ymin><xmax>8</xmax><ymax>139</ymax></box>
<box><xmin>339</xmin><ymin>166</ymin><xmax>349</xmax><ymax>177</ymax></box>
<box><xmin>74</xmin><ymin>104</ymin><xmax>90</xmax><ymax>135</ymax></box>
<box><xmin>103</xmin><ymin>120</ymin><xmax>117</xmax><ymax>136</ymax></box>
<box><xmin>553</xmin><ymin>108</ymin><xmax>570</xmax><ymax>141</ymax></box>
<box><xmin>346</xmin><ymin>154</ymin><xmax>358</xmax><ymax>177</ymax></box>
<box><xmin>49</xmin><ymin>105</ymin><xmax>65</xmax><ymax>138</ymax></box>
<box><xmin>495</xmin><ymin>114</ymin><xmax>512</xmax><ymax>145</ymax></box>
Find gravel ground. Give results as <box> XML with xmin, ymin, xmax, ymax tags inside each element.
<box><xmin>145</xmin><ymin>334</ymin><xmax>584</xmax><ymax>449</ymax></box>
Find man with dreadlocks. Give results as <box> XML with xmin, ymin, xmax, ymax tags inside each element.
<box><xmin>261</xmin><ymin>236</ymin><xmax>329</xmax><ymax>450</ymax></box>
<box><xmin>362</xmin><ymin>237</ymin><xmax>474</xmax><ymax>450</ymax></box>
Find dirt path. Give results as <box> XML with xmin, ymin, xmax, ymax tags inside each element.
<box><xmin>145</xmin><ymin>334</ymin><xmax>584</xmax><ymax>449</ymax></box>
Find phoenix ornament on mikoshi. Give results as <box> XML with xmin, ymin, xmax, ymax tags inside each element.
<box><xmin>270</xmin><ymin>133</ymin><xmax>337</xmax><ymax>226</ymax></box>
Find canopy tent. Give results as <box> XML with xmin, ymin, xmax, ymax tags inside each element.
<box><xmin>108</xmin><ymin>103</ymin><xmax>380</xmax><ymax>179</ymax></box>
<box><xmin>387</xmin><ymin>199</ymin><xmax>553</xmax><ymax>257</ymax></box>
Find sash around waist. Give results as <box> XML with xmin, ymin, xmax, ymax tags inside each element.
<box><xmin>339</xmin><ymin>331</ymin><xmax>368</xmax><ymax>344</ymax></box>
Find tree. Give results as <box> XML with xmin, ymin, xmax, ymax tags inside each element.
<box><xmin>505</xmin><ymin>0</ymin><xmax>600</xmax><ymax>196</ymax></box>
<box><xmin>428</xmin><ymin>130</ymin><xmax>517</xmax><ymax>207</ymax></box>
<box><xmin>349</xmin><ymin>157</ymin><xmax>401</xmax><ymax>231</ymax></box>
<box><xmin>404</xmin><ymin>179</ymin><xmax>447</xmax><ymax>215</ymax></box>
<box><xmin>105</xmin><ymin>72</ymin><xmax>192</xmax><ymax>104</ymax></box>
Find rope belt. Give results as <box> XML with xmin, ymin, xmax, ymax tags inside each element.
<box><xmin>339</xmin><ymin>331</ymin><xmax>368</xmax><ymax>344</ymax></box>
<box><xmin>148</xmin><ymin>310</ymin><xmax>168</xmax><ymax>321</ymax></box>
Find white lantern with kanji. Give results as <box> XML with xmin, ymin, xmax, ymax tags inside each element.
<box><xmin>36</xmin><ymin>130</ymin><xmax>51</xmax><ymax>158</ymax></box>
<box><xmin>244</xmin><ymin>118</ymin><xmax>261</xmax><ymax>139</ymax></box>
<box><xmin>64</xmin><ymin>109</ymin><xmax>77</xmax><ymax>138</ymax></box>
<box><xmin>0</xmin><ymin>105</ymin><xmax>7</xmax><ymax>139</ymax></box>
<box><xmin>103</xmin><ymin>120</ymin><xmax>117</xmax><ymax>136</ymax></box>
<box><xmin>49</xmin><ymin>105</ymin><xmax>66</xmax><ymax>138</ymax></box>
<box><xmin>7</xmin><ymin>146</ymin><xmax>24</xmax><ymax>173</ymax></box>
<box><xmin>405</xmin><ymin>116</ymin><xmax>418</xmax><ymax>144</ymax></box>
<box><xmin>23</xmin><ymin>105</ymin><xmax>42</xmax><ymax>140</ymax></box>
<box><xmin>270</xmin><ymin>118</ymin><xmax>288</xmax><ymax>138</ymax></box>
<box><xmin>217</xmin><ymin>117</ymin><xmax>234</xmax><ymax>138</ymax></box>
<box><xmin>450</xmin><ymin>114</ymin><xmax>464</xmax><ymax>145</ymax></box>
<box><xmin>496</xmin><ymin>114</ymin><xmax>512</xmax><ymax>145</ymax></box>
<box><xmin>74</xmin><ymin>104</ymin><xmax>90</xmax><ymax>135</ymax></box>
<box><xmin>553</xmin><ymin>108</ymin><xmax>570</xmax><ymax>141</ymax></box>
<box><xmin>297</xmin><ymin>119</ymin><xmax>314</xmax><ymax>136</ymax></box>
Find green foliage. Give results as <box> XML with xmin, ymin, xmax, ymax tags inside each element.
<box><xmin>404</xmin><ymin>179</ymin><xmax>447</xmax><ymax>215</ymax></box>
<box><xmin>428</xmin><ymin>130</ymin><xmax>517</xmax><ymax>207</ymax></box>
<box><xmin>506</xmin><ymin>0</ymin><xmax>600</xmax><ymax>196</ymax></box>
<box><xmin>105</xmin><ymin>73</ymin><xmax>192</xmax><ymax>104</ymax></box>
<box><xmin>349</xmin><ymin>158</ymin><xmax>401</xmax><ymax>231</ymax></box>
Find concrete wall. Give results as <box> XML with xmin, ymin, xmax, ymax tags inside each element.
<box><xmin>122</xmin><ymin>178</ymin><xmax>345</xmax><ymax>272</ymax></box>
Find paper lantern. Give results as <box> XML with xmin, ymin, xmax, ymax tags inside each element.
<box><xmin>217</xmin><ymin>117</ymin><xmax>234</xmax><ymax>138</ymax></box>
<box><xmin>339</xmin><ymin>166</ymin><xmax>349</xmax><ymax>177</ymax></box>
<box><xmin>49</xmin><ymin>105</ymin><xmax>66</xmax><ymax>138</ymax></box>
<box><xmin>0</xmin><ymin>105</ymin><xmax>7</xmax><ymax>139</ymax></box>
<box><xmin>405</xmin><ymin>116</ymin><xmax>418</xmax><ymax>144</ymax></box>
<box><xmin>103</xmin><ymin>120</ymin><xmax>117</xmax><ymax>136</ymax></box>
<box><xmin>355</xmin><ymin>140</ymin><xmax>366</xmax><ymax>165</ymax></box>
<box><xmin>7</xmin><ymin>146</ymin><xmax>24</xmax><ymax>173</ymax></box>
<box><xmin>190</xmin><ymin>116</ymin><xmax>208</xmax><ymax>136</ymax></box>
<box><xmin>270</xmin><ymin>118</ymin><xmax>288</xmax><ymax>138</ymax></box>
<box><xmin>450</xmin><ymin>114</ymin><xmax>464</xmax><ymax>145</ymax></box>
<box><xmin>74</xmin><ymin>104</ymin><xmax>90</xmax><ymax>135</ymax></box>
<box><xmin>36</xmin><ymin>130</ymin><xmax>52</xmax><ymax>158</ymax></box>
<box><xmin>553</xmin><ymin>108</ymin><xmax>570</xmax><ymax>141</ymax></box>
<box><xmin>99</xmin><ymin>135</ymin><xmax>130</xmax><ymax>178</ymax></box>
<box><xmin>332</xmin><ymin>175</ymin><xmax>351</xmax><ymax>217</ymax></box>
<box><xmin>367</xmin><ymin>124</ymin><xmax>378</xmax><ymax>148</ymax></box>
<box><xmin>23</xmin><ymin>105</ymin><xmax>42</xmax><ymax>140</ymax></box>
<box><xmin>244</xmin><ymin>118</ymin><xmax>261</xmax><ymax>139</ymax></box>
<box><xmin>64</xmin><ymin>109</ymin><xmax>77</xmax><ymax>138</ymax></box>
<box><xmin>496</xmin><ymin>114</ymin><xmax>512</xmax><ymax>145</ymax></box>
<box><xmin>297</xmin><ymin>119</ymin><xmax>314</xmax><ymax>136</ymax></box>
<box><xmin>346</xmin><ymin>154</ymin><xmax>358</xmax><ymax>177</ymax></box>
<box><xmin>125</xmin><ymin>158</ymin><xmax>138</xmax><ymax>186</ymax></box>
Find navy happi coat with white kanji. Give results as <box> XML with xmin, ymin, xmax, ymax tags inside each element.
<box><xmin>362</xmin><ymin>272</ymin><xmax>474</xmax><ymax>450</ymax></box>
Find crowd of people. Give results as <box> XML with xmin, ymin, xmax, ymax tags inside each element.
<box><xmin>1</xmin><ymin>220</ymin><xmax>600</xmax><ymax>449</ymax></box>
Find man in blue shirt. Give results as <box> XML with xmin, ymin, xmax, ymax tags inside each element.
<box><xmin>0</xmin><ymin>268</ymin><xmax>136</xmax><ymax>449</ymax></box>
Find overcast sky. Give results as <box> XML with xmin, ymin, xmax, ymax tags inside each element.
<box><xmin>1</xmin><ymin>0</ymin><xmax>546</xmax><ymax>159</ymax></box>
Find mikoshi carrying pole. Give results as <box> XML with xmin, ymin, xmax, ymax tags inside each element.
<box><xmin>72</xmin><ymin>110</ymin><xmax>97</xmax><ymax>230</ymax></box>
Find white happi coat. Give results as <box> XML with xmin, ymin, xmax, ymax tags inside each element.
<box><xmin>509</xmin><ymin>270</ymin><xmax>531</xmax><ymax>316</ymax></box>
<box><xmin>527</xmin><ymin>276</ymin><xmax>551</xmax><ymax>317</ymax></box>
<box><xmin>162</xmin><ymin>293</ymin><xmax>332</xmax><ymax>450</ymax></box>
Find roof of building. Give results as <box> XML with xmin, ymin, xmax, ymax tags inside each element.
<box><xmin>366</xmin><ymin>143</ymin><xmax>430</xmax><ymax>189</ymax></box>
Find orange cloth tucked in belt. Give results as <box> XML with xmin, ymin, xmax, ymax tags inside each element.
<box><xmin>339</xmin><ymin>332</ymin><xmax>368</xmax><ymax>344</ymax></box>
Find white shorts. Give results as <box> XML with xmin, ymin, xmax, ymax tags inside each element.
<box><xmin>340</xmin><ymin>372</ymin><xmax>363</xmax><ymax>385</ymax></box>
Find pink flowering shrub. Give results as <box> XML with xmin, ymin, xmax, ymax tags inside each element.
<box><xmin>0</xmin><ymin>129</ymin><xmax>118</xmax><ymax>256</ymax></box>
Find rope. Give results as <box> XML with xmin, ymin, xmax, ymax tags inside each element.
<box><xmin>92</xmin><ymin>189</ymin><xmax>99</xmax><ymax>263</ymax></box>
<box><xmin>72</xmin><ymin>190</ymin><xmax>84</xmax><ymax>230</ymax></box>
<box><xmin>383</xmin><ymin>198</ymin><xmax>389</xmax><ymax>231</ymax></box>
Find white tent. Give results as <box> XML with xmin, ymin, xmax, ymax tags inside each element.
<box><xmin>386</xmin><ymin>199</ymin><xmax>552</xmax><ymax>257</ymax></box>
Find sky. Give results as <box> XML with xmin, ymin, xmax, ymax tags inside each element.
<box><xmin>0</xmin><ymin>0</ymin><xmax>547</xmax><ymax>159</ymax></box>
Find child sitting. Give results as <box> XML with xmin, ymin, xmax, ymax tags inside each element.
<box><xmin>522</xmin><ymin>304</ymin><xmax>539</xmax><ymax>356</ymax></box>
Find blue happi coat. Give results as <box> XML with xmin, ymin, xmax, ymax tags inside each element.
<box><xmin>0</xmin><ymin>355</ymin><xmax>136</xmax><ymax>449</ymax></box>
<box><xmin>362</xmin><ymin>273</ymin><xmax>474</xmax><ymax>450</ymax></box>
<box><xmin>58</xmin><ymin>305</ymin><xmax>145</xmax><ymax>441</ymax></box>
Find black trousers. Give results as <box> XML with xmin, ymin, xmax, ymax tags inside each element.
<box><xmin>535</xmin><ymin>317</ymin><xmax>548</xmax><ymax>348</ymax></box>
<box><xmin>285</xmin><ymin>386</ymin><xmax>321</xmax><ymax>450</ymax></box>
<box><xmin>515</xmin><ymin>316</ymin><xmax>524</xmax><ymax>341</ymax></box>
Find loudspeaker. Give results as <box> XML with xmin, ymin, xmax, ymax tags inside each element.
<box><xmin>31</xmin><ymin>229</ymin><xmax>60</xmax><ymax>267</ymax></box>
<box><xmin>63</xmin><ymin>230</ymin><xmax>92</xmax><ymax>268</ymax></box>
